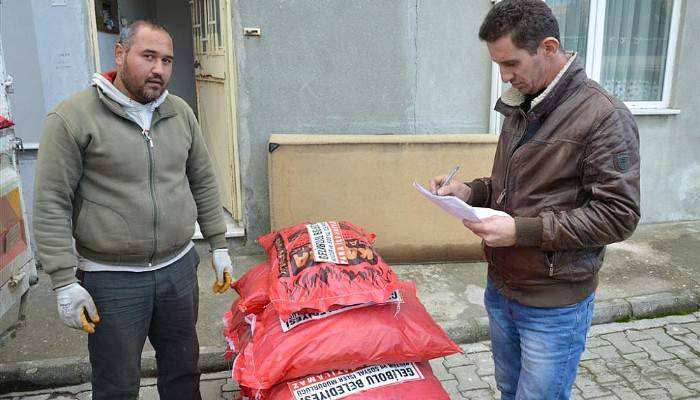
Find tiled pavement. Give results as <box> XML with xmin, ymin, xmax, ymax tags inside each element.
<box><xmin>3</xmin><ymin>313</ymin><xmax>700</xmax><ymax>399</ymax></box>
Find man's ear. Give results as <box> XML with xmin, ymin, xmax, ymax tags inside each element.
<box><xmin>115</xmin><ymin>43</ymin><xmax>126</xmax><ymax>68</ymax></box>
<box><xmin>542</xmin><ymin>37</ymin><xmax>561</xmax><ymax>57</ymax></box>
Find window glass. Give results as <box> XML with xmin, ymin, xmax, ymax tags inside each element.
<box><xmin>549</xmin><ymin>0</ymin><xmax>590</xmax><ymax>66</ymax></box>
<box><xmin>601</xmin><ymin>0</ymin><xmax>673</xmax><ymax>101</ymax></box>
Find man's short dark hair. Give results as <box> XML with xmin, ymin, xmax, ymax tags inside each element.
<box><xmin>478</xmin><ymin>0</ymin><xmax>560</xmax><ymax>54</ymax></box>
<box><xmin>118</xmin><ymin>20</ymin><xmax>170</xmax><ymax>52</ymax></box>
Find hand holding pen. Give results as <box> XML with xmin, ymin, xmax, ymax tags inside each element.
<box><xmin>429</xmin><ymin>165</ymin><xmax>471</xmax><ymax>201</ymax></box>
<box><xmin>437</xmin><ymin>165</ymin><xmax>460</xmax><ymax>192</ymax></box>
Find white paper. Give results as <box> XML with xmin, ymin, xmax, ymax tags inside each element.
<box><xmin>413</xmin><ymin>182</ymin><xmax>509</xmax><ymax>222</ymax></box>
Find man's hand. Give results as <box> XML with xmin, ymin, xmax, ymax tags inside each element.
<box><xmin>463</xmin><ymin>216</ymin><xmax>516</xmax><ymax>247</ymax></box>
<box><xmin>429</xmin><ymin>174</ymin><xmax>471</xmax><ymax>202</ymax></box>
<box><xmin>212</xmin><ymin>248</ymin><xmax>233</xmax><ymax>294</ymax></box>
<box><xmin>56</xmin><ymin>283</ymin><xmax>100</xmax><ymax>334</ymax></box>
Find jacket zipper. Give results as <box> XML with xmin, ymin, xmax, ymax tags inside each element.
<box><xmin>142</xmin><ymin>128</ymin><xmax>158</xmax><ymax>265</ymax></box>
<box><xmin>497</xmin><ymin>108</ymin><xmax>529</xmax><ymax>210</ymax></box>
<box><xmin>546</xmin><ymin>252</ymin><xmax>557</xmax><ymax>277</ymax></box>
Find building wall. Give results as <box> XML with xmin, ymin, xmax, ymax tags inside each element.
<box><xmin>0</xmin><ymin>0</ymin><xmax>47</xmax><ymax>147</ymax></box>
<box><xmin>232</xmin><ymin>0</ymin><xmax>494</xmax><ymax>245</ymax></box>
<box><xmin>635</xmin><ymin>0</ymin><xmax>700</xmax><ymax>223</ymax></box>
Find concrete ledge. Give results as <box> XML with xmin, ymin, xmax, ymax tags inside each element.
<box><xmin>2</xmin><ymin>289</ymin><xmax>699</xmax><ymax>393</ymax></box>
<box><xmin>0</xmin><ymin>346</ymin><xmax>231</xmax><ymax>394</ymax></box>
<box><xmin>628</xmin><ymin>290</ymin><xmax>699</xmax><ymax>319</ymax></box>
<box><xmin>592</xmin><ymin>298</ymin><xmax>632</xmax><ymax>325</ymax></box>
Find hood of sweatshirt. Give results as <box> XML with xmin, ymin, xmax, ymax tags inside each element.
<box><xmin>91</xmin><ymin>70</ymin><xmax>169</xmax><ymax>130</ymax></box>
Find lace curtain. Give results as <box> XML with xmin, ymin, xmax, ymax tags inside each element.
<box><xmin>601</xmin><ymin>0</ymin><xmax>673</xmax><ymax>101</ymax></box>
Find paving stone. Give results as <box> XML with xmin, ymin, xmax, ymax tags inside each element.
<box><xmin>665</xmin><ymin>323</ymin><xmax>692</xmax><ymax>336</ymax></box>
<box><xmin>481</xmin><ymin>374</ymin><xmax>497</xmax><ymax>393</ymax></box>
<box><xmin>665</xmin><ymin>344</ymin><xmax>697</xmax><ymax>360</ymax></box>
<box><xmin>674</xmin><ymin>332</ymin><xmax>700</xmax><ymax>353</ymax></box>
<box><xmin>450</xmin><ymin>365</ymin><xmax>490</xmax><ymax>392</ymax></box>
<box><xmin>602</xmin><ymin>381</ymin><xmax>644</xmax><ymax>400</ymax></box>
<box><xmin>684</xmin><ymin>322</ymin><xmax>700</xmax><ymax>336</ymax></box>
<box><xmin>16</xmin><ymin>396</ymin><xmax>49</xmax><ymax>400</ymax></box>
<box><xmin>625</xmin><ymin>329</ymin><xmax>653</xmax><ymax>342</ymax></box>
<box><xmin>633</xmin><ymin>339</ymin><xmax>675</xmax><ymax>361</ymax></box>
<box><xmin>589</xmin><ymin>344</ymin><xmax>620</xmax><ymax>359</ymax></box>
<box><xmin>465</xmin><ymin>351</ymin><xmax>494</xmax><ymax>376</ymax></box>
<box><xmin>444</xmin><ymin>352</ymin><xmax>471</xmax><ymax>368</ymax></box>
<box><xmin>586</xmin><ymin>337</ymin><xmax>609</xmax><ymax>348</ymax></box>
<box><xmin>440</xmin><ymin>379</ymin><xmax>463</xmax><ymax>398</ymax></box>
<box><xmin>580</xmin><ymin>348</ymin><xmax>601</xmax><ymax>361</ymax></box>
<box><xmin>430</xmin><ymin>358</ymin><xmax>455</xmax><ymax>381</ymax></box>
<box><xmin>646</xmin><ymin>327</ymin><xmax>684</xmax><ymax>347</ymax></box>
<box><xmin>658</xmin><ymin>358</ymin><xmax>700</xmax><ymax>383</ymax></box>
<box><xmin>461</xmin><ymin>389</ymin><xmax>495</xmax><ymax>400</ymax></box>
<box><xmin>573</xmin><ymin>369</ymin><xmax>612</xmax><ymax>399</ymax></box>
<box><xmin>600</xmin><ymin>332</ymin><xmax>643</xmax><ymax>354</ymax></box>
<box><xmin>580</xmin><ymin>359</ymin><xmax>622</xmax><ymax>384</ymax></box>
<box><xmin>638</xmin><ymin>388</ymin><xmax>672</xmax><ymax>399</ymax></box>
<box><xmin>626</xmin><ymin>354</ymin><xmax>674</xmax><ymax>380</ymax></box>
<box><xmin>612</xmin><ymin>362</ymin><xmax>659</xmax><ymax>392</ymax></box>
<box><xmin>570</xmin><ymin>386</ymin><xmax>582</xmax><ymax>399</ymax></box>
<box><xmin>646</xmin><ymin>377</ymin><xmax>696</xmax><ymax>398</ymax></box>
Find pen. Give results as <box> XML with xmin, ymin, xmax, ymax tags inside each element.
<box><xmin>438</xmin><ymin>165</ymin><xmax>460</xmax><ymax>193</ymax></box>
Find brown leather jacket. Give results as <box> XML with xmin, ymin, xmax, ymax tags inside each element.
<box><xmin>468</xmin><ymin>56</ymin><xmax>640</xmax><ymax>307</ymax></box>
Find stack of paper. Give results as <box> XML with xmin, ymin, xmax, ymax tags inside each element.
<box><xmin>413</xmin><ymin>182</ymin><xmax>509</xmax><ymax>223</ymax></box>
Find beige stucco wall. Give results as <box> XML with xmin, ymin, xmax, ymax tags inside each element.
<box><xmin>268</xmin><ymin>134</ymin><xmax>498</xmax><ymax>263</ymax></box>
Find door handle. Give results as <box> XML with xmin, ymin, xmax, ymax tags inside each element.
<box><xmin>193</xmin><ymin>59</ymin><xmax>201</xmax><ymax>69</ymax></box>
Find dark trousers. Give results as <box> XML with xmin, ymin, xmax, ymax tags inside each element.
<box><xmin>80</xmin><ymin>248</ymin><xmax>202</xmax><ymax>400</ymax></box>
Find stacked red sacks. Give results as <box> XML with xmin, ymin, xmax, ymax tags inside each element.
<box><xmin>224</xmin><ymin>221</ymin><xmax>461</xmax><ymax>398</ymax></box>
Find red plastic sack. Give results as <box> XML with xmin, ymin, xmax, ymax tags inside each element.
<box><xmin>240</xmin><ymin>362</ymin><xmax>449</xmax><ymax>399</ymax></box>
<box><xmin>233</xmin><ymin>282</ymin><xmax>461</xmax><ymax>389</ymax></box>
<box><xmin>223</xmin><ymin>300</ymin><xmax>253</xmax><ymax>360</ymax></box>
<box><xmin>258</xmin><ymin>221</ymin><xmax>400</xmax><ymax>319</ymax></box>
<box><xmin>0</xmin><ymin>115</ymin><xmax>14</xmax><ymax>129</ymax></box>
<box><xmin>233</xmin><ymin>261</ymin><xmax>272</xmax><ymax>314</ymax></box>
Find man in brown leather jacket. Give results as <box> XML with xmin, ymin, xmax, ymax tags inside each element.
<box><xmin>430</xmin><ymin>1</ymin><xmax>640</xmax><ymax>399</ymax></box>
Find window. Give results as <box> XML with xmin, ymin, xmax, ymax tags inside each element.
<box><xmin>549</xmin><ymin>0</ymin><xmax>681</xmax><ymax>110</ymax></box>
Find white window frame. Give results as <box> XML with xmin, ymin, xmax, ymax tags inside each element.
<box><xmin>489</xmin><ymin>0</ymin><xmax>682</xmax><ymax>133</ymax></box>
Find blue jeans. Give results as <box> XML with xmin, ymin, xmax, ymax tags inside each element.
<box><xmin>484</xmin><ymin>279</ymin><xmax>595</xmax><ymax>400</ymax></box>
<box><xmin>80</xmin><ymin>248</ymin><xmax>202</xmax><ymax>400</ymax></box>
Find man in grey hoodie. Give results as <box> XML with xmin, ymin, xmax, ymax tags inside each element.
<box><xmin>33</xmin><ymin>21</ymin><xmax>233</xmax><ymax>399</ymax></box>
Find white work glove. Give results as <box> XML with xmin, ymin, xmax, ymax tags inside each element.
<box><xmin>55</xmin><ymin>282</ymin><xmax>100</xmax><ymax>334</ymax></box>
<box><xmin>212</xmin><ymin>248</ymin><xmax>233</xmax><ymax>294</ymax></box>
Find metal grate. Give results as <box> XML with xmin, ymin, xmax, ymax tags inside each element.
<box><xmin>190</xmin><ymin>0</ymin><xmax>223</xmax><ymax>55</ymax></box>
